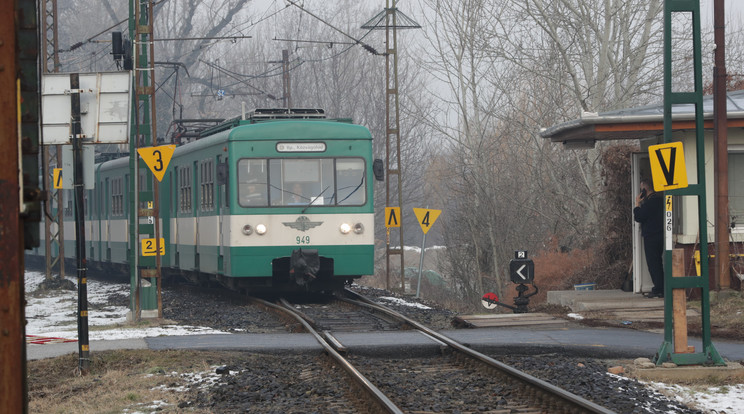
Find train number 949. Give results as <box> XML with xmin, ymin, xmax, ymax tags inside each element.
<box><xmin>296</xmin><ymin>236</ymin><xmax>311</xmax><ymax>245</ymax></box>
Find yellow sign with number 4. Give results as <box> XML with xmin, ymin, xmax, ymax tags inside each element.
<box><xmin>413</xmin><ymin>208</ymin><xmax>441</xmax><ymax>234</ymax></box>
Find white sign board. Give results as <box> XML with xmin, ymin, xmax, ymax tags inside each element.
<box><xmin>60</xmin><ymin>145</ymin><xmax>95</xmax><ymax>190</ymax></box>
<box><xmin>42</xmin><ymin>72</ymin><xmax>131</xmax><ymax>144</ymax></box>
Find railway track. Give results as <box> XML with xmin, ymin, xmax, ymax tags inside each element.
<box><xmin>254</xmin><ymin>290</ymin><xmax>615</xmax><ymax>414</ymax></box>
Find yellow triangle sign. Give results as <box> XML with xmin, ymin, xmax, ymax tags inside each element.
<box><xmin>137</xmin><ymin>145</ymin><xmax>176</xmax><ymax>182</ymax></box>
<box><xmin>413</xmin><ymin>208</ymin><xmax>442</xmax><ymax>234</ymax></box>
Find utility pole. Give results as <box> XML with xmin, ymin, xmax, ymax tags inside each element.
<box><xmin>0</xmin><ymin>3</ymin><xmax>26</xmax><ymax>411</ymax></box>
<box><xmin>41</xmin><ymin>0</ymin><xmax>65</xmax><ymax>282</ymax></box>
<box><xmin>713</xmin><ymin>0</ymin><xmax>730</xmax><ymax>290</ymax></box>
<box><xmin>2</xmin><ymin>0</ymin><xmax>41</xmax><ymax>410</ymax></box>
<box><xmin>270</xmin><ymin>50</ymin><xmax>292</xmax><ymax>109</ymax></box>
<box><xmin>362</xmin><ymin>2</ymin><xmax>420</xmax><ymax>291</ymax></box>
<box><xmin>130</xmin><ymin>0</ymin><xmax>162</xmax><ymax>320</ymax></box>
<box><xmin>69</xmin><ymin>73</ymin><xmax>90</xmax><ymax>374</ymax></box>
<box><xmin>283</xmin><ymin>50</ymin><xmax>291</xmax><ymax>109</ymax></box>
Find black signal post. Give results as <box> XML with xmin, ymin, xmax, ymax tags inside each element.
<box><xmin>70</xmin><ymin>73</ymin><xmax>90</xmax><ymax>373</ymax></box>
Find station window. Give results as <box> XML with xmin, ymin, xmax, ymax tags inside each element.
<box><xmin>730</xmin><ymin>151</ymin><xmax>744</xmax><ymax>231</ymax></box>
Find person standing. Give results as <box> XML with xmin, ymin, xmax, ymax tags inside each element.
<box><xmin>633</xmin><ymin>178</ymin><xmax>665</xmax><ymax>298</ymax></box>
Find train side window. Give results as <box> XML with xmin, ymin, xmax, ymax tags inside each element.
<box><xmin>336</xmin><ymin>158</ymin><xmax>366</xmax><ymax>206</ymax></box>
<box><xmin>200</xmin><ymin>159</ymin><xmax>214</xmax><ymax>212</ymax></box>
<box><xmin>179</xmin><ymin>165</ymin><xmax>192</xmax><ymax>213</ymax></box>
<box><xmin>111</xmin><ymin>177</ymin><xmax>123</xmax><ymax>217</ymax></box>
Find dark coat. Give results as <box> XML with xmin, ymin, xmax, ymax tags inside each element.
<box><xmin>633</xmin><ymin>192</ymin><xmax>664</xmax><ymax>237</ymax></box>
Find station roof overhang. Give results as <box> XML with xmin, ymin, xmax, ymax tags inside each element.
<box><xmin>539</xmin><ymin>90</ymin><xmax>744</xmax><ymax>149</ymax></box>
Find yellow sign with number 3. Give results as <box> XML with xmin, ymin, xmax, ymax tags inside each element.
<box><xmin>137</xmin><ymin>145</ymin><xmax>176</xmax><ymax>182</ymax></box>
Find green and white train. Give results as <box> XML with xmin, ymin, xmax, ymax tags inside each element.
<box><xmin>39</xmin><ymin>109</ymin><xmax>382</xmax><ymax>292</ymax></box>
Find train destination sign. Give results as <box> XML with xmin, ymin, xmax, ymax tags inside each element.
<box><xmin>138</xmin><ymin>144</ymin><xmax>176</xmax><ymax>182</ymax></box>
<box><xmin>276</xmin><ymin>142</ymin><xmax>326</xmax><ymax>152</ymax></box>
<box><xmin>648</xmin><ymin>141</ymin><xmax>688</xmax><ymax>191</ymax></box>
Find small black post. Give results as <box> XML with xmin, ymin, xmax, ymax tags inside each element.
<box><xmin>70</xmin><ymin>73</ymin><xmax>90</xmax><ymax>373</ymax></box>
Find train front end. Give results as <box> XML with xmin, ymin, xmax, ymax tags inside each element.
<box><xmin>223</xmin><ymin>111</ymin><xmax>377</xmax><ymax>291</ymax></box>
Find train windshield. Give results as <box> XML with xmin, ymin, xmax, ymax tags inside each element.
<box><xmin>237</xmin><ymin>157</ymin><xmax>366</xmax><ymax>207</ymax></box>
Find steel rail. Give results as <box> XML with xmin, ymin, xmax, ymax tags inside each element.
<box><xmin>250</xmin><ymin>297</ymin><xmax>404</xmax><ymax>414</ymax></box>
<box><xmin>342</xmin><ymin>289</ymin><xmax>615</xmax><ymax>414</ymax></box>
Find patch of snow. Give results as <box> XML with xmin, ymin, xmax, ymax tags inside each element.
<box><xmin>647</xmin><ymin>381</ymin><xmax>744</xmax><ymax>414</ymax></box>
<box><xmin>377</xmin><ymin>296</ymin><xmax>431</xmax><ymax>310</ymax></box>
<box><xmin>403</xmin><ymin>245</ymin><xmax>446</xmax><ymax>254</ymax></box>
<box><xmin>123</xmin><ymin>400</ymin><xmax>173</xmax><ymax>414</ymax></box>
<box><xmin>24</xmin><ymin>270</ymin><xmax>230</xmax><ymax>341</ymax></box>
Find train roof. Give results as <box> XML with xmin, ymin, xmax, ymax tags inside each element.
<box><xmin>96</xmin><ymin>110</ymin><xmax>372</xmax><ymax>170</ymax></box>
<box><xmin>225</xmin><ymin>120</ymin><xmax>372</xmax><ymax>141</ymax></box>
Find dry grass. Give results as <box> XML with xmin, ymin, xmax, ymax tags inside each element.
<box><xmin>687</xmin><ymin>291</ymin><xmax>744</xmax><ymax>341</ymax></box>
<box><xmin>27</xmin><ymin>350</ymin><xmax>234</xmax><ymax>414</ymax></box>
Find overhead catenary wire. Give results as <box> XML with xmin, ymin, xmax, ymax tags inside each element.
<box><xmin>58</xmin><ymin>0</ymin><xmax>170</xmax><ymax>53</ymax></box>
<box><xmin>285</xmin><ymin>0</ymin><xmax>383</xmax><ymax>56</ymax></box>
<box><xmin>199</xmin><ymin>59</ymin><xmax>281</xmax><ymax>100</ymax></box>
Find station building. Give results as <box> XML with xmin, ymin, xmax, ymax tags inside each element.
<box><xmin>540</xmin><ymin>91</ymin><xmax>744</xmax><ymax>293</ymax></box>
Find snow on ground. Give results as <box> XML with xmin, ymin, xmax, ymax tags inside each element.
<box><xmin>24</xmin><ymin>271</ymin><xmax>228</xmax><ymax>341</ymax></box>
<box><xmin>24</xmin><ymin>271</ymin><xmax>744</xmax><ymax>413</ymax></box>
<box><xmin>649</xmin><ymin>381</ymin><xmax>744</xmax><ymax>414</ymax></box>
<box><xmin>403</xmin><ymin>245</ymin><xmax>446</xmax><ymax>254</ymax></box>
<box><xmin>377</xmin><ymin>296</ymin><xmax>432</xmax><ymax>310</ymax></box>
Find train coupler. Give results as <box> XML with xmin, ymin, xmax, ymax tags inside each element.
<box><xmin>289</xmin><ymin>249</ymin><xmax>320</xmax><ymax>286</ymax></box>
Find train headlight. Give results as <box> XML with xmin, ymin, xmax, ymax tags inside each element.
<box><xmin>339</xmin><ymin>223</ymin><xmax>352</xmax><ymax>234</ymax></box>
<box><xmin>256</xmin><ymin>223</ymin><xmax>267</xmax><ymax>235</ymax></box>
<box><xmin>353</xmin><ymin>223</ymin><xmax>364</xmax><ymax>234</ymax></box>
<box><xmin>241</xmin><ymin>224</ymin><xmax>253</xmax><ymax>235</ymax></box>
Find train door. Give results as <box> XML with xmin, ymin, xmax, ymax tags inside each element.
<box><xmin>105</xmin><ymin>177</ymin><xmax>111</xmax><ymax>261</ymax></box>
<box><xmin>217</xmin><ymin>156</ymin><xmax>227</xmax><ymax>274</ymax></box>
<box><xmin>171</xmin><ymin>167</ymin><xmax>179</xmax><ymax>268</ymax></box>
<box><xmin>631</xmin><ymin>152</ymin><xmax>655</xmax><ymax>293</ymax></box>
<box><xmin>193</xmin><ymin>160</ymin><xmax>200</xmax><ymax>269</ymax></box>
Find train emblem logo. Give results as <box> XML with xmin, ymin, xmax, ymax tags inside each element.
<box><xmin>282</xmin><ymin>216</ymin><xmax>323</xmax><ymax>232</ymax></box>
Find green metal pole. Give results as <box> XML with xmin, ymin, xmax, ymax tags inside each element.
<box><xmin>659</xmin><ymin>0</ymin><xmax>723</xmax><ymax>366</ymax></box>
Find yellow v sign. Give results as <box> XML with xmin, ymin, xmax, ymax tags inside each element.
<box><xmin>648</xmin><ymin>142</ymin><xmax>688</xmax><ymax>191</ymax></box>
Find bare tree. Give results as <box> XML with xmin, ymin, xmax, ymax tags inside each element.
<box><xmin>413</xmin><ymin>0</ymin><xmax>670</xmax><ymax>305</ymax></box>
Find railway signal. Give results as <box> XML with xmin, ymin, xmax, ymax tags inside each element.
<box><xmin>53</xmin><ymin>168</ymin><xmax>63</xmax><ymax>189</ymax></box>
<box><xmin>648</xmin><ymin>141</ymin><xmax>688</xmax><ymax>192</ymax></box>
<box><xmin>510</xmin><ymin>250</ymin><xmax>535</xmax><ymax>284</ymax></box>
<box><xmin>385</xmin><ymin>207</ymin><xmax>401</xmax><ymax>228</ymax></box>
<box><xmin>413</xmin><ymin>207</ymin><xmax>441</xmax><ymax>234</ymax></box>
<box><xmin>138</xmin><ymin>144</ymin><xmax>176</xmax><ymax>182</ymax></box>
<box><xmin>412</xmin><ymin>207</ymin><xmax>442</xmax><ymax>297</ymax></box>
<box><xmin>482</xmin><ymin>251</ymin><xmax>539</xmax><ymax>313</ymax></box>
